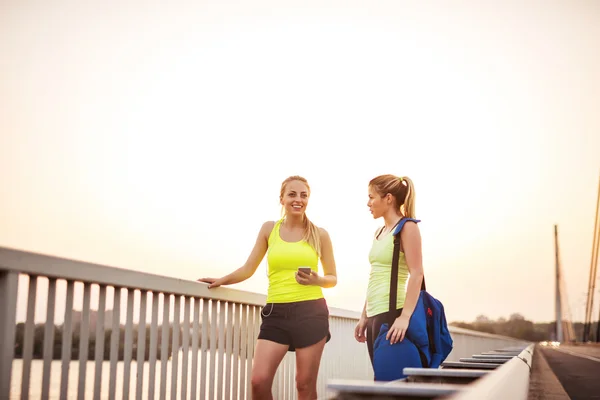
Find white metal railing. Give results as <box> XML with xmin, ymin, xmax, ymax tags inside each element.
<box><xmin>0</xmin><ymin>246</ymin><xmax>372</xmax><ymax>400</ymax></box>
<box><xmin>0</xmin><ymin>246</ymin><xmax>530</xmax><ymax>400</ymax></box>
<box><xmin>0</xmin><ymin>246</ymin><xmax>266</xmax><ymax>400</ymax></box>
<box><xmin>443</xmin><ymin>326</ymin><xmax>530</xmax><ymax>362</ymax></box>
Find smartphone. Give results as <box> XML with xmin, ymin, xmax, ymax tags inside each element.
<box><xmin>298</xmin><ymin>267</ymin><xmax>312</xmax><ymax>275</ymax></box>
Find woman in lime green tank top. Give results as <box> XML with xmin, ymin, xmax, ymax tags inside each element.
<box><xmin>198</xmin><ymin>176</ymin><xmax>338</xmax><ymax>400</ymax></box>
<box><xmin>353</xmin><ymin>174</ymin><xmax>425</xmax><ymax>372</ymax></box>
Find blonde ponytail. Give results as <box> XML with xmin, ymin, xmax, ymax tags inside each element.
<box><xmin>400</xmin><ymin>176</ymin><xmax>416</xmax><ymax>218</ymax></box>
<box><xmin>303</xmin><ymin>216</ymin><xmax>321</xmax><ymax>257</ymax></box>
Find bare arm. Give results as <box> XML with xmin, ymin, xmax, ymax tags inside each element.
<box><xmin>317</xmin><ymin>228</ymin><xmax>337</xmax><ymax>288</ymax></box>
<box><xmin>198</xmin><ymin>221</ymin><xmax>273</xmax><ymax>288</ymax></box>
<box><xmin>399</xmin><ymin>221</ymin><xmax>424</xmax><ymax>319</ymax></box>
<box><xmin>354</xmin><ymin>299</ymin><xmax>368</xmax><ymax>342</ymax></box>
<box><xmin>386</xmin><ymin>221</ymin><xmax>424</xmax><ymax>344</ymax></box>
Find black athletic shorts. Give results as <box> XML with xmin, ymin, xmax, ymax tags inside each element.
<box><xmin>258</xmin><ymin>298</ymin><xmax>331</xmax><ymax>351</ymax></box>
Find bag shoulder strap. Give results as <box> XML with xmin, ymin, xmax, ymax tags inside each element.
<box><xmin>390</xmin><ymin>217</ymin><xmax>424</xmax><ymax>313</ymax></box>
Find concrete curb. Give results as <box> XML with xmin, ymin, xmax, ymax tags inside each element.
<box><xmin>527</xmin><ymin>345</ymin><xmax>569</xmax><ymax>400</ymax></box>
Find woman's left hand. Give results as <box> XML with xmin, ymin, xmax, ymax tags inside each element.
<box><xmin>295</xmin><ymin>270</ymin><xmax>321</xmax><ymax>286</ymax></box>
<box><xmin>386</xmin><ymin>314</ymin><xmax>410</xmax><ymax>344</ymax></box>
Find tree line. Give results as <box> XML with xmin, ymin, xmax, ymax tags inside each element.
<box><xmin>13</xmin><ymin>322</ymin><xmax>225</xmax><ymax>361</ymax></box>
<box><xmin>450</xmin><ymin>313</ymin><xmax>599</xmax><ymax>342</ymax></box>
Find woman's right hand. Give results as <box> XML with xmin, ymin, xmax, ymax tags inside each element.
<box><xmin>197</xmin><ymin>277</ymin><xmax>222</xmax><ymax>289</ymax></box>
<box><xmin>354</xmin><ymin>317</ymin><xmax>368</xmax><ymax>343</ymax></box>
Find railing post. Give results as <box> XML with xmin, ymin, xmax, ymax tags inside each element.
<box><xmin>0</xmin><ymin>271</ymin><xmax>19</xmax><ymax>399</ymax></box>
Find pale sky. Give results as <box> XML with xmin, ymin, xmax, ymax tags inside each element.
<box><xmin>1</xmin><ymin>0</ymin><xmax>599</xmax><ymax>324</ymax></box>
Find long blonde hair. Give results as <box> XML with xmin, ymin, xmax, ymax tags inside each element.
<box><xmin>280</xmin><ymin>175</ymin><xmax>321</xmax><ymax>256</ymax></box>
<box><xmin>369</xmin><ymin>174</ymin><xmax>416</xmax><ymax>218</ymax></box>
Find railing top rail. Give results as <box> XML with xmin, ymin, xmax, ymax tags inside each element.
<box><xmin>0</xmin><ymin>246</ymin><xmax>267</xmax><ymax>306</ymax></box>
<box><xmin>0</xmin><ymin>246</ymin><xmax>539</xmax><ymax>344</ymax></box>
<box><xmin>448</xmin><ymin>326</ymin><xmax>532</xmax><ymax>343</ymax></box>
<box><xmin>0</xmin><ymin>246</ymin><xmax>371</xmax><ymax>319</ymax></box>
<box><xmin>328</xmin><ymin>307</ymin><xmax>361</xmax><ymax>319</ymax></box>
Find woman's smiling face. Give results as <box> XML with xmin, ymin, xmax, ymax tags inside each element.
<box><xmin>280</xmin><ymin>179</ymin><xmax>309</xmax><ymax>216</ymax></box>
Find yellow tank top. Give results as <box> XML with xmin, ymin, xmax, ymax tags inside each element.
<box><xmin>266</xmin><ymin>219</ymin><xmax>324</xmax><ymax>303</ymax></box>
<box><xmin>366</xmin><ymin>230</ymin><xmax>409</xmax><ymax>317</ymax></box>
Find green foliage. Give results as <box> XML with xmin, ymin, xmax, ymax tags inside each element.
<box><xmin>12</xmin><ymin>322</ymin><xmax>217</xmax><ymax>361</ymax></box>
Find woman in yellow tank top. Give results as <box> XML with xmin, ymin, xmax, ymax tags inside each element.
<box><xmin>353</xmin><ymin>174</ymin><xmax>425</xmax><ymax>372</ymax></box>
<box><xmin>198</xmin><ymin>176</ymin><xmax>338</xmax><ymax>400</ymax></box>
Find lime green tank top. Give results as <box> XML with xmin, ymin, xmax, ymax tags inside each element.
<box><xmin>366</xmin><ymin>230</ymin><xmax>409</xmax><ymax>317</ymax></box>
<box><xmin>266</xmin><ymin>219</ymin><xmax>324</xmax><ymax>303</ymax></box>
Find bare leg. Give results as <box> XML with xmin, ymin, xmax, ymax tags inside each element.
<box><xmin>251</xmin><ymin>339</ymin><xmax>289</xmax><ymax>400</ymax></box>
<box><xmin>295</xmin><ymin>337</ymin><xmax>327</xmax><ymax>400</ymax></box>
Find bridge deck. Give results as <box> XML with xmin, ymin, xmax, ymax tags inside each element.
<box><xmin>531</xmin><ymin>344</ymin><xmax>600</xmax><ymax>400</ymax></box>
